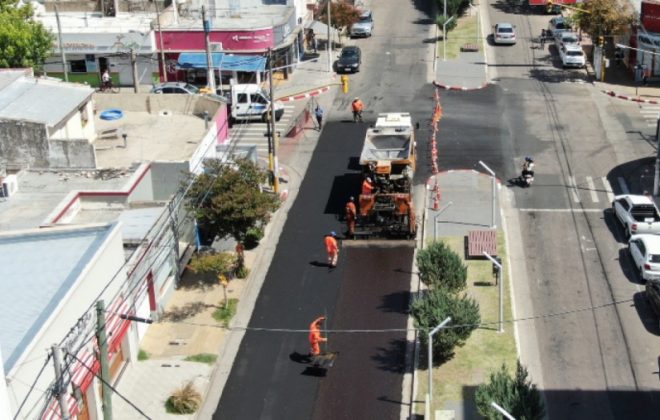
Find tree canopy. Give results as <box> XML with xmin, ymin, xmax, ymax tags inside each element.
<box><xmin>185</xmin><ymin>158</ymin><xmax>280</xmax><ymax>244</ymax></box>
<box><xmin>317</xmin><ymin>1</ymin><xmax>360</xmax><ymax>31</ymax></box>
<box><xmin>0</xmin><ymin>0</ymin><xmax>53</xmax><ymax>70</ymax></box>
<box><xmin>572</xmin><ymin>0</ymin><xmax>634</xmax><ymax>39</ymax></box>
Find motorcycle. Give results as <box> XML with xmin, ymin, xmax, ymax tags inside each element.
<box><xmin>520</xmin><ymin>159</ymin><xmax>535</xmax><ymax>187</ymax></box>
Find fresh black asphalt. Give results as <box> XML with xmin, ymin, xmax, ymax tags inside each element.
<box><xmin>214</xmin><ymin>120</ymin><xmax>414</xmax><ymax>420</ymax></box>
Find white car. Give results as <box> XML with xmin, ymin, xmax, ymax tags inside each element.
<box><xmin>493</xmin><ymin>23</ymin><xmax>516</xmax><ymax>45</ymax></box>
<box><xmin>559</xmin><ymin>44</ymin><xmax>585</xmax><ymax>68</ymax></box>
<box><xmin>554</xmin><ymin>31</ymin><xmax>579</xmax><ymax>48</ymax></box>
<box><xmin>350</xmin><ymin>10</ymin><xmax>374</xmax><ymax>38</ymax></box>
<box><xmin>629</xmin><ymin>234</ymin><xmax>660</xmax><ymax>282</ymax></box>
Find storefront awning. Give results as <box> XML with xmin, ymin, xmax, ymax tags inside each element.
<box><xmin>177</xmin><ymin>53</ymin><xmax>267</xmax><ymax>72</ymax></box>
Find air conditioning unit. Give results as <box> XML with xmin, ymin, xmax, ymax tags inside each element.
<box><xmin>1</xmin><ymin>174</ymin><xmax>18</xmax><ymax>198</ymax></box>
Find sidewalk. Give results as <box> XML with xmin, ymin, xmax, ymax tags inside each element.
<box><xmin>112</xmin><ymin>50</ymin><xmax>340</xmax><ymax>419</ymax></box>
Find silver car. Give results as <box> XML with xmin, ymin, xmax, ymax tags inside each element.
<box><xmin>350</xmin><ymin>10</ymin><xmax>374</xmax><ymax>38</ymax></box>
<box><xmin>151</xmin><ymin>82</ymin><xmax>200</xmax><ymax>94</ymax></box>
<box><xmin>493</xmin><ymin>23</ymin><xmax>516</xmax><ymax>45</ymax></box>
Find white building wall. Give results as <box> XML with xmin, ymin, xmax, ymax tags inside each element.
<box><xmin>49</xmin><ymin>99</ymin><xmax>96</xmax><ymax>141</ymax></box>
<box><xmin>7</xmin><ymin>223</ymin><xmax>127</xmax><ymax>419</ymax></box>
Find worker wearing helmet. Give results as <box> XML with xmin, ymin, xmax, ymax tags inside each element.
<box><xmin>351</xmin><ymin>97</ymin><xmax>364</xmax><ymax>122</ymax></box>
<box><xmin>324</xmin><ymin>231</ymin><xmax>339</xmax><ymax>267</ymax></box>
<box><xmin>308</xmin><ymin>316</ymin><xmax>327</xmax><ymax>356</ymax></box>
<box><xmin>345</xmin><ymin>196</ymin><xmax>357</xmax><ymax>237</ymax></box>
<box><xmin>361</xmin><ymin>177</ymin><xmax>374</xmax><ymax>195</ymax></box>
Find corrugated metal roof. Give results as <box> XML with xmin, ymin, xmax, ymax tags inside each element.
<box><xmin>118</xmin><ymin>207</ymin><xmax>166</xmax><ymax>242</ymax></box>
<box><xmin>0</xmin><ymin>74</ymin><xmax>93</xmax><ymax>126</ymax></box>
<box><xmin>0</xmin><ymin>223</ymin><xmax>118</xmax><ymax>373</ymax></box>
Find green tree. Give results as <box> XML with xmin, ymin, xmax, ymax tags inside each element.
<box><xmin>186</xmin><ymin>158</ymin><xmax>280</xmax><ymax>244</ymax></box>
<box><xmin>187</xmin><ymin>251</ymin><xmax>237</xmax><ymax>307</ymax></box>
<box><xmin>317</xmin><ymin>1</ymin><xmax>360</xmax><ymax>43</ymax></box>
<box><xmin>412</xmin><ymin>288</ymin><xmax>480</xmax><ymax>363</ymax></box>
<box><xmin>475</xmin><ymin>361</ymin><xmax>545</xmax><ymax>420</ymax></box>
<box><xmin>0</xmin><ymin>0</ymin><xmax>54</xmax><ymax>70</ymax></box>
<box><xmin>572</xmin><ymin>0</ymin><xmax>634</xmax><ymax>42</ymax></box>
<box><xmin>416</xmin><ymin>241</ymin><xmax>467</xmax><ymax>292</ymax></box>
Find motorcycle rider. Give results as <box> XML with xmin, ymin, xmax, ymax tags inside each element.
<box><xmin>521</xmin><ymin>156</ymin><xmax>535</xmax><ymax>186</ymax></box>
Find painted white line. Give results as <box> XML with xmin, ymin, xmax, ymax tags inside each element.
<box><xmin>586</xmin><ymin>176</ymin><xmax>599</xmax><ymax>203</ymax></box>
<box><xmin>618</xmin><ymin>177</ymin><xmax>629</xmax><ymax>194</ymax></box>
<box><xmin>568</xmin><ymin>176</ymin><xmax>580</xmax><ymax>203</ymax></box>
<box><xmin>518</xmin><ymin>208</ymin><xmax>604</xmax><ymax>213</ymax></box>
<box><xmin>603</xmin><ymin>177</ymin><xmax>614</xmax><ymax>203</ymax></box>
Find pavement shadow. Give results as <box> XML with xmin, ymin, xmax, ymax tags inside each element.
<box><xmin>603</xmin><ymin>208</ymin><xmax>627</xmax><ymax>244</ymax></box>
<box><xmin>378</xmin><ymin>291</ymin><xmax>411</xmax><ymax>314</ymax></box>
<box><xmin>491</xmin><ymin>0</ymin><xmax>528</xmax><ymax>15</ymax></box>
<box><xmin>371</xmin><ymin>338</ymin><xmax>407</xmax><ymax>374</ymax></box>
<box><xmin>161</xmin><ymin>301</ymin><xmax>219</xmax><ymax>322</ymax></box>
<box><xmin>618</xmin><ymin>247</ymin><xmax>644</xmax><ymax>286</ymax></box>
<box><xmin>633</xmin><ymin>292</ymin><xmax>660</xmax><ymax>336</ymax></box>
<box><xmin>325</xmin><ymin>173</ymin><xmax>363</xmax><ymax>215</ymax></box>
<box><xmin>410</xmin><ymin>0</ymin><xmax>434</xmax><ymax>19</ymax></box>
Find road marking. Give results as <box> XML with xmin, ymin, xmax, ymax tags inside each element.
<box><xmin>568</xmin><ymin>176</ymin><xmax>580</xmax><ymax>203</ymax></box>
<box><xmin>518</xmin><ymin>208</ymin><xmax>603</xmax><ymax>212</ymax></box>
<box><xmin>586</xmin><ymin>176</ymin><xmax>599</xmax><ymax>202</ymax></box>
<box><xmin>617</xmin><ymin>177</ymin><xmax>629</xmax><ymax>194</ymax></box>
<box><xmin>603</xmin><ymin>177</ymin><xmax>614</xmax><ymax>203</ymax></box>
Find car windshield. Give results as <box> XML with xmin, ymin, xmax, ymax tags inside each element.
<box><xmin>651</xmin><ymin>254</ymin><xmax>660</xmax><ymax>263</ymax></box>
<box><xmin>498</xmin><ymin>27</ymin><xmax>513</xmax><ymax>33</ymax></box>
<box><xmin>184</xmin><ymin>84</ymin><xmax>200</xmax><ymax>93</ymax></box>
<box><xmin>341</xmin><ymin>50</ymin><xmax>359</xmax><ymax>58</ymax></box>
<box><xmin>563</xmin><ymin>35</ymin><xmax>578</xmax><ymax>43</ymax></box>
<box><xmin>555</xmin><ymin>22</ymin><xmax>568</xmax><ymax>30</ymax></box>
<box><xmin>567</xmin><ymin>51</ymin><xmax>583</xmax><ymax>57</ymax></box>
<box><xmin>359</xmin><ymin>14</ymin><xmax>372</xmax><ymax>23</ymax></box>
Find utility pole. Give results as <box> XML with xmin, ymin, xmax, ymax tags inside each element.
<box><xmin>96</xmin><ymin>300</ymin><xmax>112</xmax><ymax>420</ymax></box>
<box><xmin>130</xmin><ymin>49</ymin><xmax>139</xmax><ymax>93</ymax></box>
<box><xmin>326</xmin><ymin>0</ymin><xmax>332</xmax><ymax>73</ymax></box>
<box><xmin>54</xmin><ymin>5</ymin><xmax>68</xmax><ymax>82</ymax></box>
<box><xmin>267</xmin><ymin>48</ymin><xmax>279</xmax><ymax>193</ymax></box>
<box><xmin>654</xmin><ymin>118</ymin><xmax>660</xmax><ymax>196</ymax></box>
<box><xmin>51</xmin><ymin>345</ymin><xmax>71</xmax><ymax>420</ymax></box>
<box><xmin>202</xmin><ymin>6</ymin><xmax>216</xmax><ymax>92</ymax></box>
<box><xmin>153</xmin><ymin>0</ymin><xmax>167</xmax><ymax>82</ymax></box>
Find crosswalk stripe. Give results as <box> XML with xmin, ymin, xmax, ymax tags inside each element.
<box><xmin>568</xmin><ymin>176</ymin><xmax>580</xmax><ymax>203</ymax></box>
<box><xmin>586</xmin><ymin>176</ymin><xmax>599</xmax><ymax>202</ymax></box>
<box><xmin>603</xmin><ymin>177</ymin><xmax>614</xmax><ymax>203</ymax></box>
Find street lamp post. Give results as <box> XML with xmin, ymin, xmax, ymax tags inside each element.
<box><xmin>153</xmin><ymin>0</ymin><xmax>167</xmax><ymax>82</ymax></box>
<box><xmin>491</xmin><ymin>401</ymin><xmax>515</xmax><ymax>419</ymax></box>
<box><xmin>478</xmin><ymin>160</ymin><xmax>497</xmax><ymax>228</ymax></box>
<box><xmin>428</xmin><ymin>317</ymin><xmax>451</xmax><ymax>411</ymax></box>
<box><xmin>483</xmin><ymin>251</ymin><xmax>504</xmax><ymax>333</ymax></box>
<box><xmin>443</xmin><ymin>16</ymin><xmax>455</xmax><ymax>62</ymax></box>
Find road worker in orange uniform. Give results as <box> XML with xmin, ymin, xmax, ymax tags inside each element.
<box><xmin>324</xmin><ymin>231</ymin><xmax>339</xmax><ymax>267</ymax></box>
<box><xmin>361</xmin><ymin>177</ymin><xmax>374</xmax><ymax>195</ymax></box>
<box><xmin>308</xmin><ymin>316</ymin><xmax>327</xmax><ymax>356</ymax></box>
<box><xmin>345</xmin><ymin>196</ymin><xmax>357</xmax><ymax>237</ymax></box>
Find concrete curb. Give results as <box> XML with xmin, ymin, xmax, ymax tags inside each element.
<box><xmin>279</xmin><ymin>85</ymin><xmax>333</xmax><ymax>102</ymax></box>
<box><xmin>601</xmin><ymin>89</ymin><xmax>660</xmax><ymax>104</ymax></box>
<box><xmin>432</xmin><ymin>80</ymin><xmax>490</xmax><ymax>92</ymax></box>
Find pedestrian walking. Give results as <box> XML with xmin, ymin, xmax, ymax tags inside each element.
<box><xmin>308</xmin><ymin>316</ymin><xmax>327</xmax><ymax>356</ymax></box>
<box><xmin>324</xmin><ymin>231</ymin><xmax>339</xmax><ymax>267</ymax></box>
<box><xmin>351</xmin><ymin>97</ymin><xmax>364</xmax><ymax>122</ymax></box>
<box><xmin>345</xmin><ymin>196</ymin><xmax>357</xmax><ymax>237</ymax></box>
<box><xmin>540</xmin><ymin>29</ymin><xmax>546</xmax><ymax>48</ymax></box>
<box><xmin>315</xmin><ymin>105</ymin><xmax>324</xmax><ymax>130</ymax></box>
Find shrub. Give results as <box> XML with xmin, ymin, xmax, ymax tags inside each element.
<box><xmin>416</xmin><ymin>241</ymin><xmax>467</xmax><ymax>292</ymax></box>
<box><xmin>244</xmin><ymin>226</ymin><xmax>264</xmax><ymax>250</ymax></box>
<box><xmin>213</xmin><ymin>298</ymin><xmax>239</xmax><ymax>327</ymax></box>
<box><xmin>411</xmin><ymin>288</ymin><xmax>480</xmax><ymax>363</ymax></box>
<box><xmin>475</xmin><ymin>361</ymin><xmax>545</xmax><ymax>420</ymax></box>
<box><xmin>137</xmin><ymin>349</ymin><xmax>149</xmax><ymax>361</ymax></box>
<box><xmin>165</xmin><ymin>381</ymin><xmax>202</xmax><ymax>414</ymax></box>
<box><xmin>185</xmin><ymin>353</ymin><xmax>217</xmax><ymax>365</ymax></box>
<box><xmin>235</xmin><ymin>265</ymin><xmax>249</xmax><ymax>279</ymax></box>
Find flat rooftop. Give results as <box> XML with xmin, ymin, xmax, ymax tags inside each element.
<box><xmin>0</xmin><ymin>169</ymin><xmax>135</xmax><ymax>231</ymax></box>
<box><xmin>165</xmin><ymin>0</ymin><xmax>291</xmax><ymax>31</ymax></box>
<box><xmin>38</xmin><ymin>12</ymin><xmax>155</xmax><ymax>34</ymax></box>
<box><xmin>94</xmin><ymin>110</ymin><xmax>208</xmax><ymax>169</ymax></box>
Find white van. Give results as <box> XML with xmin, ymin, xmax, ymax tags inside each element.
<box><xmin>229</xmin><ymin>84</ymin><xmax>284</xmax><ymax>122</ymax></box>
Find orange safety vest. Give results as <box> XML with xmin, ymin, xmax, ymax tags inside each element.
<box><xmin>325</xmin><ymin>235</ymin><xmax>338</xmax><ymax>254</ymax></box>
<box><xmin>352</xmin><ymin>100</ymin><xmax>364</xmax><ymax>112</ymax></box>
<box><xmin>362</xmin><ymin>179</ymin><xmax>374</xmax><ymax>195</ymax></box>
<box><xmin>345</xmin><ymin>201</ymin><xmax>356</xmax><ymax>219</ymax></box>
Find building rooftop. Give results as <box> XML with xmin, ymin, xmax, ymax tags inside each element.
<box><xmin>93</xmin><ymin>108</ymin><xmax>208</xmax><ymax>168</ymax></box>
<box><xmin>165</xmin><ymin>0</ymin><xmax>291</xmax><ymax>31</ymax></box>
<box><xmin>0</xmin><ymin>74</ymin><xmax>93</xmax><ymax>126</ymax></box>
<box><xmin>0</xmin><ymin>222</ymin><xmax>119</xmax><ymax>373</ymax></box>
<box><xmin>37</xmin><ymin>12</ymin><xmax>155</xmax><ymax>34</ymax></box>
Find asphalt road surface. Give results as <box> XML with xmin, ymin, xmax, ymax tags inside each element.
<box><xmin>215</xmin><ymin>120</ymin><xmax>414</xmax><ymax>420</ymax></box>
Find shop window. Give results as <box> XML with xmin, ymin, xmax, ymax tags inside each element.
<box><xmin>70</xmin><ymin>60</ymin><xmax>87</xmax><ymax>73</ymax></box>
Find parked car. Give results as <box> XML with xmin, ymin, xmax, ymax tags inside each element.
<box><xmin>350</xmin><ymin>10</ymin><xmax>374</xmax><ymax>38</ymax></box>
<box><xmin>548</xmin><ymin>16</ymin><xmax>571</xmax><ymax>37</ymax></box>
<box><xmin>151</xmin><ymin>82</ymin><xmax>200</xmax><ymax>94</ymax></box>
<box><xmin>554</xmin><ymin>31</ymin><xmax>579</xmax><ymax>48</ymax></box>
<box><xmin>646</xmin><ymin>280</ymin><xmax>660</xmax><ymax>327</ymax></box>
<box><xmin>493</xmin><ymin>23</ymin><xmax>516</xmax><ymax>45</ymax></box>
<box><xmin>559</xmin><ymin>44</ymin><xmax>585</xmax><ymax>68</ymax></box>
<box><xmin>630</xmin><ymin>234</ymin><xmax>660</xmax><ymax>282</ymax></box>
<box><xmin>336</xmin><ymin>46</ymin><xmax>362</xmax><ymax>73</ymax></box>
<box><xmin>612</xmin><ymin>194</ymin><xmax>660</xmax><ymax>237</ymax></box>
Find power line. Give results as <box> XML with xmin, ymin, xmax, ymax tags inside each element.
<box><xmin>12</xmin><ymin>353</ymin><xmax>52</xmax><ymax>420</ymax></box>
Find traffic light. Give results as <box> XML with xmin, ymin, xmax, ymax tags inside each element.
<box><xmin>341</xmin><ymin>75</ymin><xmax>349</xmax><ymax>94</ymax></box>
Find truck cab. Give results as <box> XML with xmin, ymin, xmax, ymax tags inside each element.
<box><xmin>229</xmin><ymin>84</ymin><xmax>284</xmax><ymax>122</ymax></box>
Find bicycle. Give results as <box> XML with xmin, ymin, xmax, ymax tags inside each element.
<box><xmin>99</xmin><ymin>81</ymin><xmax>120</xmax><ymax>93</ymax></box>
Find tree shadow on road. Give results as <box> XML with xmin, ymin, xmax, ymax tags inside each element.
<box><xmin>378</xmin><ymin>291</ymin><xmax>411</xmax><ymax>314</ymax></box>
<box><xmin>371</xmin><ymin>338</ymin><xmax>407</xmax><ymax>374</ymax></box>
